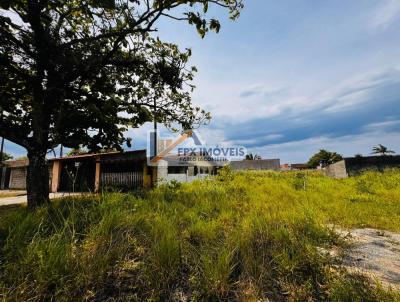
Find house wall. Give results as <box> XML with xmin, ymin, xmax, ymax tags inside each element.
<box><xmin>230</xmin><ymin>159</ymin><xmax>281</xmax><ymax>171</ymax></box>
<box><xmin>324</xmin><ymin>156</ymin><xmax>400</xmax><ymax>178</ymax></box>
<box><xmin>345</xmin><ymin>156</ymin><xmax>400</xmax><ymax>176</ymax></box>
<box><xmin>158</xmin><ymin>173</ymin><xmax>209</xmax><ymax>184</ymax></box>
<box><xmin>156</xmin><ymin>160</ymin><xmax>211</xmax><ymax>184</ymax></box>
<box><xmin>9</xmin><ymin>167</ymin><xmax>27</xmax><ymax>189</ymax></box>
<box><xmin>324</xmin><ymin>160</ymin><xmax>348</xmax><ymax>179</ymax></box>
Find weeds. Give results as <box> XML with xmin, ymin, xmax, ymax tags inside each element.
<box><xmin>0</xmin><ymin>170</ymin><xmax>399</xmax><ymax>301</ymax></box>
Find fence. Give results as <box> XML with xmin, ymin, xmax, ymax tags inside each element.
<box><xmin>101</xmin><ymin>171</ymin><xmax>143</xmax><ymax>190</ymax></box>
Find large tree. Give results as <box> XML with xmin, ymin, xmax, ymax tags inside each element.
<box><xmin>0</xmin><ymin>0</ymin><xmax>243</xmax><ymax>209</ymax></box>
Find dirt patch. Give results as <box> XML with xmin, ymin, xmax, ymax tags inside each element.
<box><xmin>0</xmin><ymin>190</ymin><xmax>26</xmax><ymax>198</ymax></box>
<box><xmin>339</xmin><ymin>228</ymin><xmax>400</xmax><ymax>289</ymax></box>
<box><xmin>0</xmin><ymin>192</ymin><xmax>84</xmax><ymax>207</ymax></box>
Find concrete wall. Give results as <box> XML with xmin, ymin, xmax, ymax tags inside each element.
<box><xmin>158</xmin><ymin>173</ymin><xmax>209</xmax><ymax>184</ymax></box>
<box><xmin>324</xmin><ymin>160</ymin><xmax>348</xmax><ymax>179</ymax></box>
<box><xmin>230</xmin><ymin>159</ymin><xmax>281</xmax><ymax>171</ymax></box>
<box><xmin>156</xmin><ymin>160</ymin><xmax>211</xmax><ymax>184</ymax></box>
<box><xmin>345</xmin><ymin>155</ymin><xmax>400</xmax><ymax>176</ymax></box>
<box><xmin>324</xmin><ymin>155</ymin><xmax>400</xmax><ymax>178</ymax></box>
<box><xmin>9</xmin><ymin>167</ymin><xmax>27</xmax><ymax>189</ymax></box>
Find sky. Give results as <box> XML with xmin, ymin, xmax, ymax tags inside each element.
<box><xmin>4</xmin><ymin>0</ymin><xmax>400</xmax><ymax>163</ymax></box>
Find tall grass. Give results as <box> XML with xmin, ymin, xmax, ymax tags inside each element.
<box><xmin>0</xmin><ymin>169</ymin><xmax>399</xmax><ymax>301</ymax></box>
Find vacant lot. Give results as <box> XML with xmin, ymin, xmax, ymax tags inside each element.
<box><xmin>0</xmin><ymin>169</ymin><xmax>399</xmax><ymax>301</ymax></box>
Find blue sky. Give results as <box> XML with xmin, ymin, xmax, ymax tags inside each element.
<box><xmin>4</xmin><ymin>0</ymin><xmax>400</xmax><ymax>163</ymax></box>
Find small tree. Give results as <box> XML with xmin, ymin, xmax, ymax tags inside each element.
<box><xmin>0</xmin><ymin>152</ymin><xmax>13</xmax><ymax>162</ymax></box>
<box><xmin>65</xmin><ymin>162</ymin><xmax>81</xmax><ymax>193</ymax></box>
<box><xmin>307</xmin><ymin>149</ymin><xmax>343</xmax><ymax>168</ymax></box>
<box><xmin>371</xmin><ymin>144</ymin><xmax>395</xmax><ymax>156</ymax></box>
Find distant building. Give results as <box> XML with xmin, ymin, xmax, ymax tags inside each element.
<box><xmin>280</xmin><ymin>163</ymin><xmax>308</xmax><ymax>171</ymax></box>
<box><xmin>0</xmin><ymin>150</ymin><xmax>222</xmax><ymax>192</ymax></box>
<box><xmin>291</xmin><ymin>163</ymin><xmax>309</xmax><ymax>170</ymax></box>
<box><xmin>0</xmin><ymin>151</ymin><xmax>150</xmax><ymax>192</ymax></box>
<box><xmin>230</xmin><ymin>159</ymin><xmax>281</xmax><ymax>171</ymax></box>
<box><xmin>0</xmin><ymin>151</ymin><xmax>283</xmax><ymax>192</ymax></box>
<box><xmin>0</xmin><ymin>159</ymin><xmax>29</xmax><ymax>190</ymax></box>
<box><xmin>156</xmin><ymin>154</ymin><xmax>219</xmax><ymax>184</ymax></box>
<box><xmin>48</xmin><ymin>150</ymin><xmax>150</xmax><ymax>192</ymax></box>
<box><xmin>324</xmin><ymin>155</ymin><xmax>400</xmax><ymax>178</ymax></box>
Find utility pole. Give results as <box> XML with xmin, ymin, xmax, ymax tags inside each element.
<box><xmin>0</xmin><ymin>107</ymin><xmax>4</xmax><ymax>166</ymax></box>
<box><xmin>0</xmin><ymin>137</ymin><xmax>4</xmax><ymax>165</ymax></box>
<box><xmin>153</xmin><ymin>97</ymin><xmax>157</xmax><ymax>158</ymax></box>
<box><xmin>0</xmin><ymin>137</ymin><xmax>4</xmax><ymax>190</ymax></box>
<box><xmin>0</xmin><ymin>107</ymin><xmax>4</xmax><ymax>189</ymax></box>
<box><xmin>59</xmin><ymin>144</ymin><xmax>63</xmax><ymax>158</ymax></box>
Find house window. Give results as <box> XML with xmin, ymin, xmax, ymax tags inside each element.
<box><xmin>199</xmin><ymin>166</ymin><xmax>211</xmax><ymax>174</ymax></box>
<box><xmin>168</xmin><ymin>166</ymin><xmax>188</xmax><ymax>174</ymax></box>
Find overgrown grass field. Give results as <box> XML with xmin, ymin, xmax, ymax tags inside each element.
<box><xmin>0</xmin><ymin>169</ymin><xmax>399</xmax><ymax>301</ymax></box>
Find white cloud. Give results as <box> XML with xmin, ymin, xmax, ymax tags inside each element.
<box><xmin>250</xmin><ymin>131</ymin><xmax>400</xmax><ymax>164</ymax></box>
<box><xmin>371</xmin><ymin>0</ymin><xmax>400</xmax><ymax>30</ymax></box>
<box><xmin>362</xmin><ymin>119</ymin><xmax>400</xmax><ymax>131</ymax></box>
<box><xmin>196</xmin><ymin>66</ymin><xmax>400</xmax><ymax>125</ymax></box>
<box><xmin>323</xmin><ymin>68</ymin><xmax>400</xmax><ymax>113</ymax></box>
<box><xmin>196</xmin><ymin>128</ymin><xmax>227</xmax><ymax>145</ymax></box>
<box><xmin>239</xmin><ymin>85</ymin><xmax>289</xmax><ymax>99</ymax></box>
<box><xmin>230</xmin><ymin>134</ymin><xmax>283</xmax><ymax>146</ymax></box>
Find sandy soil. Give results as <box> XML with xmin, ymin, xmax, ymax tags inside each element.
<box><xmin>0</xmin><ymin>190</ymin><xmax>26</xmax><ymax>198</ymax></box>
<box><xmin>340</xmin><ymin>228</ymin><xmax>400</xmax><ymax>289</ymax></box>
<box><xmin>0</xmin><ymin>192</ymin><xmax>83</xmax><ymax>206</ymax></box>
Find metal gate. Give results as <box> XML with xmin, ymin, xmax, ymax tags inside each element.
<box><xmin>59</xmin><ymin>160</ymin><xmax>96</xmax><ymax>192</ymax></box>
<box><xmin>100</xmin><ymin>161</ymin><xmax>143</xmax><ymax>191</ymax></box>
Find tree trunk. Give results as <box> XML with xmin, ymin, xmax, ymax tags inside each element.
<box><xmin>27</xmin><ymin>149</ymin><xmax>50</xmax><ymax>209</ymax></box>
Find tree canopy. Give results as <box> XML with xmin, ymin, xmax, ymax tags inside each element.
<box><xmin>0</xmin><ymin>0</ymin><xmax>243</xmax><ymax>208</ymax></box>
<box><xmin>0</xmin><ymin>0</ymin><xmax>243</xmax><ymax>151</ymax></box>
<box><xmin>307</xmin><ymin>149</ymin><xmax>343</xmax><ymax>168</ymax></box>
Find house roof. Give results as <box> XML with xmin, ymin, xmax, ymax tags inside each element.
<box><xmin>3</xmin><ymin>159</ymin><xmax>29</xmax><ymax>168</ymax></box>
<box><xmin>290</xmin><ymin>163</ymin><xmax>308</xmax><ymax>169</ymax></box>
<box><xmin>48</xmin><ymin>150</ymin><xmax>146</xmax><ymax>161</ymax></box>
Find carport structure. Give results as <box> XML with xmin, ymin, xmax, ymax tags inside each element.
<box><xmin>49</xmin><ymin>150</ymin><xmax>153</xmax><ymax>193</ymax></box>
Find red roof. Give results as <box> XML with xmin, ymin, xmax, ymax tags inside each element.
<box><xmin>48</xmin><ymin>150</ymin><xmax>146</xmax><ymax>161</ymax></box>
<box><xmin>4</xmin><ymin>159</ymin><xmax>29</xmax><ymax>168</ymax></box>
